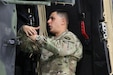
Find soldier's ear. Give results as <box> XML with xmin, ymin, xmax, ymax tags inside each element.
<box><xmin>61</xmin><ymin>17</ymin><xmax>67</xmax><ymax>25</ymax></box>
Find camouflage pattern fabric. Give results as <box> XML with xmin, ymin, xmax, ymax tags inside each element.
<box><xmin>36</xmin><ymin>30</ymin><xmax>83</xmax><ymax>75</ymax></box>
<box><xmin>17</xmin><ymin>27</ymin><xmax>39</xmax><ymax>53</ymax></box>
<box><xmin>18</xmin><ymin>29</ymin><xmax>83</xmax><ymax>75</ymax></box>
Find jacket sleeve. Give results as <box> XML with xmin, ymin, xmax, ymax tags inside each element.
<box><xmin>36</xmin><ymin>34</ymin><xmax>83</xmax><ymax>60</ymax></box>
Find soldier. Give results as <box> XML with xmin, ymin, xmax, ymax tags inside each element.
<box><xmin>22</xmin><ymin>9</ymin><xmax>83</xmax><ymax>75</ymax></box>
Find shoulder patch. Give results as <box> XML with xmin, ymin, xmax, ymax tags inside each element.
<box><xmin>64</xmin><ymin>36</ymin><xmax>71</xmax><ymax>40</ymax></box>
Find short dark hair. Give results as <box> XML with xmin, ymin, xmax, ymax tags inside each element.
<box><xmin>52</xmin><ymin>9</ymin><xmax>69</xmax><ymax>24</ymax></box>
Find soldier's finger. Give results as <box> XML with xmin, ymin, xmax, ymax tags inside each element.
<box><xmin>35</xmin><ymin>26</ymin><xmax>40</xmax><ymax>30</ymax></box>
<box><xmin>26</xmin><ymin>30</ymin><xmax>34</xmax><ymax>36</ymax></box>
<box><xmin>31</xmin><ymin>29</ymin><xmax>37</xmax><ymax>35</ymax></box>
<box><xmin>25</xmin><ymin>31</ymin><xmax>30</xmax><ymax>36</ymax></box>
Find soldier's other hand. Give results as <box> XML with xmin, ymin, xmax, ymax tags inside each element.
<box><xmin>22</xmin><ymin>25</ymin><xmax>40</xmax><ymax>36</ymax></box>
<box><xmin>29</xmin><ymin>35</ymin><xmax>37</xmax><ymax>42</ymax></box>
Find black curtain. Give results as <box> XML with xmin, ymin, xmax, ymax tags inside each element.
<box><xmin>15</xmin><ymin>5</ymin><xmax>40</xmax><ymax>75</ymax></box>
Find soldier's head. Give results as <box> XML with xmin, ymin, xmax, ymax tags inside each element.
<box><xmin>47</xmin><ymin>9</ymin><xmax>69</xmax><ymax>36</ymax></box>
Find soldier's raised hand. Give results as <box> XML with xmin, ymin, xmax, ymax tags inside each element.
<box><xmin>22</xmin><ymin>25</ymin><xmax>40</xmax><ymax>36</ymax></box>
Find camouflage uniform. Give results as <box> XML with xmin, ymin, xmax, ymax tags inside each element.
<box><xmin>36</xmin><ymin>30</ymin><xmax>83</xmax><ymax>75</ymax></box>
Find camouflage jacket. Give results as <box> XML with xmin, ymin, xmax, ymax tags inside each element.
<box><xmin>36</xmin><ymin>30</ymin><xmax>83</xmax><ymax>75</ymax></box>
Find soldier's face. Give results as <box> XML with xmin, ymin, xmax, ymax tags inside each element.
<box><xmin>47</xmin><ymin>12</ymin><xmax>63</xmax><ymax>34</ymax></box>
